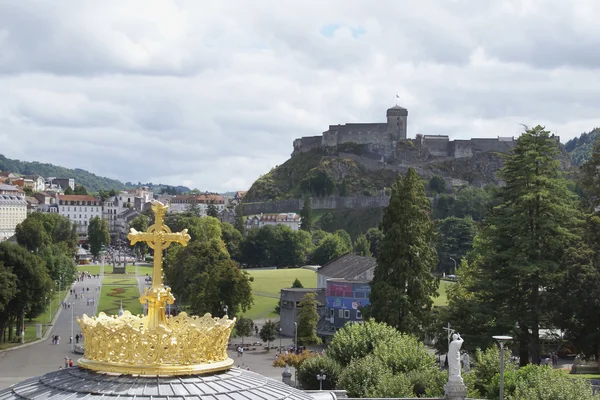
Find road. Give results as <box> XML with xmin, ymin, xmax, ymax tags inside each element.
<box><xmin>0</xmin><ymin>274</ymin><xmax>102</xmax><ymax>390</ymax></box>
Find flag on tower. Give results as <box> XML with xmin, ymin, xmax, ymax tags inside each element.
<box><xmin>396</xmin><ymin>94</ymin><xmax>399</xmax><ymax>98</ymax></box>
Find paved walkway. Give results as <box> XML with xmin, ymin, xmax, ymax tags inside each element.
<box><xmin>0</xmin><ymin>275</ymin><xmax>102</xmax><ymax>390</ymax></box>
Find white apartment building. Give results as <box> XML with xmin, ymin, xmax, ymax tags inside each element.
<box><xmin>103</xmin><ymin>188</ymin><xmax>153</xmax><ymax>238</ymax></box>
<box><xmin>168</xmin><ymin>194</ymin><xmax>226</xmax><ymax>215</ymax></box>
<box><xmin>245</xmin><ymin>212</ymin><xmax>302</xmax><ymax>232</ymax></box>
<box><xmin>0</xmin><ymin>194</ymin><xmax>27</xmax><ymax>241</ymax></box>
<box><xmin>57</xmin><ymin>194</ymin><xmax>102</xmax><ymax>242</ymax></box>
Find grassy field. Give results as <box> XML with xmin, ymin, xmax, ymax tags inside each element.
<box><xmin>433</xmin><ymin>280</ymin><xmax>455</xmax><ymax>307</ymax></box>
<box><xmin>98</xmin><ymin>274</ymin><xmax>142</xmax><ymax>316</ymax></box>
<box><xmin>241</xmin><ymin>268</ymin><xmax>317</xmax><ymax>319</ymax></box>
<box><xmin>241</xmin><ymin>268</ymin><xmax>453</xmax><ymax>319</ymax></box>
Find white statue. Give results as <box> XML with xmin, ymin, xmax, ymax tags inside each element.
<box><xmin>448</xmin><ymin>333</ymin><xmax>464</xmax><ymax>379</ymax></box>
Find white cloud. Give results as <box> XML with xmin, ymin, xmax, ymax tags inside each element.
<box><xmin>1</xmin><ymin>0</ymin><xmax>599</xmax><ymax>191</ymax></box>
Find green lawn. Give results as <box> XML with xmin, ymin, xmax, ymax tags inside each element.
<box><xmin>97</xmin><ymin>285</ymin><xmax>143</xmax><ymax>316</ymax></box>
<box><xmin>242</xmin><ymin>295</ymin><xmax>279</xmax><ymax>320</ymax></box>
<box><xmin>77</xmin><ymin>265</ymin><xmax>102</xmax><ymax>275</ymax></box>
<box><xmin>246</xmin><ymin>268</ymin><xmax>317</xmax><ymax>295</ymax></box>
<box><xmin>433</xmin><ymin>280</ymin><xmax>455</xmax><ymax>307</ymax></box>
<box><xmin>102</xmin><ymin>277</ymin><xmax>138</xmax><ymax>286</ymax></box>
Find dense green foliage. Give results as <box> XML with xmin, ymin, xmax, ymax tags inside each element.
<box><xmin>436</xmin><ymin>216</ymin><xmax>477</xmax><ymax>274</ymax></box>
<box><xmin>298</xmin><ymin>356</ymin><xmax>341</xmax><ymax>390</ymax></box>
<box><xmin>164</xmin><ymin>216</ymin><xmax>253</xmax><ymax>317</ymax></box>
<box><xmin>88</xmin><ymin>216</ymin><xmax>110</xmax><ymax>257</ymax></box>
<box><xmin>370</xmin><ymin>168</ymin><xmax>439</xmax><ymax>335</ymax></box>
<box><xmin>442</xmin><ymin>126</ymin><xmax>583</xmax><ymax>364</ymax></box>
<box><xmin>0</xmin><ymin>154</ymin><xmax>125</xmax><ymax>192</ymax></box>
<box><xmin>259</xmin><ymin>320</ymin><xmax>278</xmax><ymax>348</ymax></box>
<box><xmin>234</xmin><ymin>317</ymin><xmax>254</xmax><ymax>342</ymax></box>
<box><xmin>241</xmin><ymin>225</ymin><xmax>314</xmax><ymax>267</ymax></box>
<box><xmin>296</xmin><ymin>292</ymin><xmax>321</xmax><ymax>346</ymax></box>
<box><xmin>566</xmin><ymin>127</ymin><xmax>600</xmax><ymax>165</ymax></box>
<box><xmin>316</xmin><ymin>207</ymin><xmax>384</xmax><ymax>239</ymax></box>
<box><xmin>129</xmin><ymin>215</ymin><xmax>149</xmax><ymax>256</ymax></box>
<box><xmin>299</xmin><ymin>194</ymin><xmax>313</xmax><ymax>232</ymax></box>
<box><xmin>353</xmin><ymin>233</ymin><xmax>372</xmax><ymax>257</ymax></box>
<box><xmin>329</xmin><ymin>320</ymin><xmax>445</xmax><ymax>398</ymax></box>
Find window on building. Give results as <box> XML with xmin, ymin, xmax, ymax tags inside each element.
<box><xmin>329</xmin><ymin>308</ymin><xmax>334</xmax><ymax>318</ymax></box>
<box><xmin>344</xmin><ymin>310</ymin><xmax>350</xmax><ymax>319</ymax></box>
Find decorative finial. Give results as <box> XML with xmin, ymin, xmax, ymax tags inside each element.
<box><xmin>76</xmin><ymin>201</ymin><xmax>236</xmax><ymax>376</ymax></box>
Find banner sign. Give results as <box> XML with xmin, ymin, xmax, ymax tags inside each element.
<box><xmin>327</xmin><ymin>297</ymin><xmax>370</xmax><ymax>309</ymax></box>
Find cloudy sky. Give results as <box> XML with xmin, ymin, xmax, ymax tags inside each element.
<box><xmin>1</xmin><ymin>0</ymin><xmax>600</xmax><ymax>192</ymax></box>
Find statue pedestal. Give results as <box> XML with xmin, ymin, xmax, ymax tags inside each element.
<box><xmin>444</xmin><ymin>375</ymin><xmax>467</xmax><ymax>400</ymax></box>
<box><xmin>282</xmin><ymin>365</ymin><xmax>292</xmax><ymax>386</ymax></box>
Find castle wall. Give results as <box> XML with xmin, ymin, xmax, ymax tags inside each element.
<box><xmin>470</xmin><ymin>138</ymin><xmax>514</xmax><ymax>154</ymax></box>
<box><xmin>322</xmin><ymin>129</ymin><xmax>339</xmax><ymax>147</ymax></box>
<box><xmin>337</xmin><ymin>123</ymin><xmax>388</xmax><ymax>147</ymax></box>
<box><xmin>422</xmin><ymin>136</ymin><xmax>450</xmax><ymax>157</ymax></box>
<box><xmin>451</xmin><ymin>140</ymin><xmax>473</xmax><ymax>158</ymax></box>
<box><xmin>241</xmin><ymin>195</ymin><xmax>391</xmax><ymax>215</ymax></box>
<box><xmin>293</xmin><ymin>136</ymin><xmax>322</xmax><ymax>154</ymax></box>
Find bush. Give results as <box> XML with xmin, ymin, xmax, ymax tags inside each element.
<box><xmin>298</xmin><ymin>356</ymin><xmax>341</xmax><ymax>390</ymax></box>
<box><xmin>145</xmin><ymin>256</ymin><xmax>153</xmax><ymax>262</ymax></box>
<box><xmin>496</xmin><ymin>365</ymin><xmax>594</xmax><ymax>400</ymax></box>
<box><xmin>469</xmin><ymin>345</ymin><xmax>516</xmax><ymax>396</ymax></box>
<box><xmin>327</xmin><ymin>319</ymin><xmax>399</xmax><ymax>367</ymax></box>
<box><xmin>338</xmin><ymin>355</ymin><xmax>393</xmax><ymax>398</ymax></box>
<box><xmin>373</xmin><ymin>334</ymin><xmax>437</xmax><ymax>374</ymax></box>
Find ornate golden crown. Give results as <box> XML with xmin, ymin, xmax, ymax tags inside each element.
<box><xmin>77</xmin><ymin>202</ymin><xmax>236</xmax><ymax>376</ymax></box>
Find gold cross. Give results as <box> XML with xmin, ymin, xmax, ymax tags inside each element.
<box><xmin>128</xmin><ymin>202</ymin><xmax>191</xmax><ymax>290</ymax></box>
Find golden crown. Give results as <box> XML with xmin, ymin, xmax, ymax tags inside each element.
<box><xmin>77</xmin><ymin>201</ymin><xmax>236</xmax><ymax>376</ymax></box>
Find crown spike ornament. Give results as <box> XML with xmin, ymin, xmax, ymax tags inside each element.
<box><xmin>77</xmin><ymin>201</ymin><xmax>236</xmax><ymax>376</ymax></box>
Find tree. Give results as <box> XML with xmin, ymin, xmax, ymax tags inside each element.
<box><xmin>370</xmin><ymin>168</ymin><xmax>439</xmax><ymax>334</ymax></box>
<box><xmin>186</xmin><ymin>198</ymin><xmax>201</xmax><ymax>216</ymax></box>
<box><xmin>297</xmin><ymin>292</ymin><xmax>321</xmax><ymax>346</ymax></box>
<box><xmin>0</xmin><ymin>242</ymin><xmax>52</xmax><ymax>342</ymax></box>
<box><xmin>365</xmin><ymin>228</ymin><xmax>384</xmax><ymax>257</ymax></box>
<box><xmin>234</xmin><ymin>205</ymin><xmax>245</xmax><ymax>234</ymax></box>
<box><xmin>16</xmin><ymin>213</ymin><xmax>77</xmax><ymax>254</ymax></box>
<box><xmin>15</xmin><ymin>216</ymin><xmax>50</xmax><ymax>251</ymax></box>
<box><xmin>298</xmin><ymin>356</ymin><xmax>341</xmax><ymax>390</ymax></box>
<box><xmin>446</xmin><ymin>126</ymin><xmax>582</xmax><ymax>365</ymax></box>
<box><xmin>129</xmin><ymin>215</ymin><xmax>149</xmax><ymax>257</ymax></box>
<box><xmin>579</xmin><ymin>136</ymin><xmax>600</xmax><ymax>211</ymax></box>
<box><xmin>291</xmin><ymin>278</ymin><xmax>304</xmax><ymax>288</ymax></box>
<box><xmin>353</xmin><ymin>234</ymin><xmax>372</xmax><ymax>257</ymax></box>
<box><xmin>311</xmin><ymin>235</ymin><xmax>352</xmax><ymax>265</ymax></box>
<box><xmin>221</xmin><ymin>222</ymin><xmax>242</xmax><ymax>260</ymax></box>
<box><xmin>64</xmin><ymin>186</ymin><xmax>74</xmax><ymax>195</ymax></box>
<box><xmin>429</xmin><ymin>175</ymin><xmax>446</xmax><ymax>194</ymax></box>
<box><xmin>436</xmin><ymin>216</ymin><xmax>477</xmax><ymax>274</ymax></box>
<box><xmin>207</xmin><ymin>202</ymin><xmax>219</xmax><ymax>218</ymax></box>
<box><xmin>73</xmin><ymin>184</ymin><xmax>88</xmax><ymax>195</ymax></box>
<box><xmin>87</xmin><ymin>216</ymin><xmax>110</xmax><ymax>258</ymax></box>
<box><xmin>235</xmin><ymin>317</ymin><xmax>254</xmax><ymax>345</ymax></box>
<box><xmin>299</xmin><ymin>193</ymin><xmax>313</xmax><ymax>232</ymax></box>
<box><xmin>260</xmin><ymin>320</ymin><xmax>278</xmax><ymax>351</ymax></box>
<box><xmin>0</xmin><ymin>262</ymin><xmax>17</xmax><ymax>314</ymax></box>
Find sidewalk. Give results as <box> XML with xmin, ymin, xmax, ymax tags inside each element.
<box><xmin>0</xmin><ymin>275</ymin><xmax>102</xmax><ymax>390</ymax></box>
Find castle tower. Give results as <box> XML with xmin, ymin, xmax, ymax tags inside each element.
<box><xmin>387</xmin><ymin>105</ymin><xmax>408</xmax><ymax>141</ymax></box>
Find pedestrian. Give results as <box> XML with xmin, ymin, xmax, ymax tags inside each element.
<box><xmin>69</xmin><ymin>359</ymin><xmax>73</xmax><ymax>368</ymax></box>
<box><xmin>56</xmin><ymin>335</ymin><xmax>60</xmax><ymax>345</ymax></box>
<box><xmin>64</xmin><ymin>357</ymin><xmax>69</xmax><ymax>368</ymax></box>
<box><xmin>69</xmin><ymin>336</ymin><xmax>72</xmax><ymax>344</ymax></box>
<box><xmin>240</xmin><ymin>347</ymin><xmax>244</xmax><ymax>358</ymax></box>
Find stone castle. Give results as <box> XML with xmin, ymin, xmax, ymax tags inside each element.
<box><xmin>292</xmin><ymin>105</ymin><xmax>520</xmax><ymax>160</ymax></box>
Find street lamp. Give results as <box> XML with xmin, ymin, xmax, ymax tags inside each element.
<box><xmin>493</xmin><ymin>335</ymin><xmax>513</xmax><ymax>400</ymax></box>
<box><xmin>316</xmin><ymin>370</ymin><xmax>327</xmax><ymax>391</ymax></box>
<box><xmin>279</xmin><ymin>327</ymin><xmax>282</xmax><ymax>353</ymax></box>
<box><xmin>449</xmin><ymin>257</ymin><xmax>457</xmax><ymax>275</ymax></box>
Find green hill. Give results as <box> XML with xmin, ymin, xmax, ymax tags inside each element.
<box><xmin>0</xmin><ymin>154</ymin><xmax>126</xmax><ymax>192</ymax></box>
<box><xmin>565</xmin><ymin>128</ymin><xmax>600</xmax><ymax>166</ymax></box>
<box><xmin>244</xmin><ymin>149</ymin><xmax>397</xmax><ymax>202</ymax></box>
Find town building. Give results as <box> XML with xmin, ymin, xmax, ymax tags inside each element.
<box><xmin>0</xmin><ymin>183</ymin><xmax>21</xmax><ymax>195</ymax></box>
<box><xmin>217</xmin><ymin>207</ymin><xmax>236</xmax><ymax>225</ymax></box>
<box><xmin>244</xmin><ymin>212</ymin><xmax>302</xmax><ymax>232</ymax></box>
<box><xmin>0</xmin><ymin>193</ymin><xmax>27</xmax><ymax>241</ymax></box>
<box><xmin>103</xmin><ymin>188</ymin><xmax>153</xmax><ymax>239</ymax></box>
<box><xmin>33</xmin><ymin>192</ymin><xmax>56</xmax><ymax>205</ymax></box>
<box><xmin>57</xmin><ymin>194</ymin><xmax>102</xmax><ymax>242</ymax></box>
<box><xmin>51</xmin><ymin>178</ymin><xmax>75</xmax><ymax>191</ymax></box>
<box><xmin>279</xmin><ymin>287</ymin><xmax>325</xmax><ymax>337</ymax></box>
<box><xmin>37</xmin><ymin>204</ymin><xmax>59</xmax><ymax>214</ymax></box>
<box><xmin>25</xmin><ymin>196</ymin><xmax>39</xmax><ymax>213</ymax></box>
<box><xmin>316</xmin><ymin>253</ymin><xmax>376</xmax><ymax>288</ymax></box>
<box><xmin>168</xmin><ymin>194</ymin><xmax>226</xmax><ymax>215</ymax></box>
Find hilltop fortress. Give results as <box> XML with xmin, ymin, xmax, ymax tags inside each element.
<box><xmin>293</xmin><ymin>105</ymin><xmax>521</xmax><ymax>160</ymax></box>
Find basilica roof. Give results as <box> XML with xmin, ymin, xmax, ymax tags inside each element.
<box><xmin>0</xmin><ymin>367</ymin><xmax>316</xmax><ymax>400</ymax></box>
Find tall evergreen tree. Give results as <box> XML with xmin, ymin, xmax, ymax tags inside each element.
<box><xmin>234</xmin><ymin>205</ymin><xmax>245</xmax><ymax>234</ymax></box>
<box><xmin>299</xmin><ymin>193</ymin><xmax>313</xmax><ymax>232</ymax></box>
<box><xmin>370</xmin><ymin>168</ymin><xmax>439</xmax><ymax>335</ymax></box>
<box><xmin>445</xmin><ymin>126</ymin><xmax>582</xmax><ymax>365</ymax></box>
